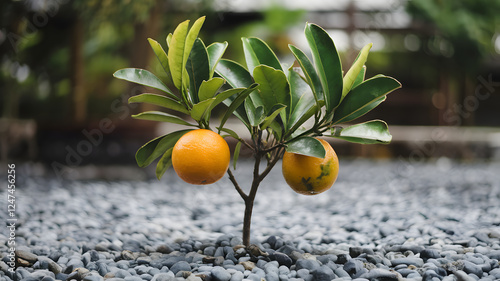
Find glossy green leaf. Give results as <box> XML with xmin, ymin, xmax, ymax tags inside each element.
<box><xmin>128</xmin><ymin>93</ymin><xmax>188</xmax><ymax>115</ymax></box>
<box><xmin>286</xmin><ymin>90</ymin><xmax>316</xmax><ymax>131</ymax></box>
<box><xmin>286</xmin><ymin>137</ymin><xmax>325</xmax><ymax>158</ymax></box>
<box><xmin>168</xmin><ymin>20</ymin><xmax>190</xmax><ymax>89</ymax></box>
<box><xmin>215</xmin><ymin>59</ymin><xmax>253</xmax><ymax>88</ymax></box>
<box><xmin>186</xmin><ymin>38</ymin><xmax>210</xmax><ymax>104</ymax></box>
<box><xmin>190</xmin><ymin>98</ymin><xmax>216</xmax><ymax>121</ymax></box>
<box><xmin>135</xmin><ymin>130</ymin><xmax>191</xmax><ymax>168</ymax></box>
<box><xmin>216</xmin><ymin>59</ymin><xmax>263</xmax><ymax>111</ymax></box>
<box><xmin>287</xmin><ymin>68</ymin><xmax>311</xmax><ymax>126</ymax></box>
<box><xmin>268</xmin><ymin>120</ymin><xmax>283</xmax><ymax>140</ymax></box>
<box><xmin>242</xmin><ymin>37</ymin><xmax>283</xmax><ymax>75</ymax></box>
<box><xmin>289</xmin><ymin>44</ymin><xmax>323</xmax><ymax>102</ymax></box>
<box><xmin>260</xmin><ymin>104</ymin><xmax>286</xmax><ymax>130</ymax></box>
<box><xmin>113</xmin><ymin>68</ymin><xmax>177</xmax><ymax>100</ymax></box>
<box><xmin>305</xmin><ymin>23</ymin><xmax>343</xmax><ymax>112</ymax></box>
<box><xmin>156</xmin><ymin>148</ymin><xmax>173</xmax><ymax>180</ymax></box>
<box><xmin>198</xmin><ymin>77</ymin><xmax>225</xmax><ymax>101</ymax></box>
<box><xmin>252</xmin><ymin>65</ymin><xmax>289</xmax><ymax>113</ymax></box>
<box><xmin>132</xmin><ymin>111</ymin><xmax>195</xmax><ymax>126</ymax></box>
<box><xmin>352</xmin><ymin>65</ymin><xmax>366</xmax><ymax>89</ymax></box>
<box><xmin>332</xmin><ymin>76</ymin><xmax>401</xmax><ymax>124</ymax></box>
<box><xmin>148</xmin><ymin>38</ymin><xmax>173</xmax><ymax>85</ymax></box>
<box><xmin>245</xmin><ymin>101</ymin><xmax>265</xmax><ymax>127</ymax></box>
<box><xmin>209</xmin><ymin>87</ymin><xmax>245</xmax><ymax>113</ymax></box>
<box><xmin>219</xmin><ymin>84</ymin><xmax>258</xmax><ymax>129</ymax></box>
<box><xmin>233</xmin><ymin>141</ymin><xmax>242</xmax><ymax>170</ymax></box>
<box><xmin>166</xmin><ymin>33</ymin><xmax>172</xmax><ymax>48</ymax></box>
<box><xmin>184</xmin><ymin>17</ymin><xmax>206</xmax><ymax>68</ymax></box>
<box><xmin>335</xmin><ymin>96</ymin><xmax>386</xmax><ymax>124</ymax></box>
<box><xmin>217</xmin><ymin>127</ymin><xmax>240</xmax><ymax>140</ymax></box>
<box><xmin>329</xmin><ymin>120</ymin><xmax>392</xmax><ymax>144</ymax></box>
<box><xmin>207</xmin><ymin>42</ymin><xmax>228</xmax><ymax>78</ymax></box>
<box><xmin>342</xmin><ymin>43</ymin><xmax>372</xmax><ymax>98</ymax></box>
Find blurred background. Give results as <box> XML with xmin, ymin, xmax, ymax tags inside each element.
<box><xmin>1</xmin><ymin>0</ymin><xmax>500</xmax><ymax>179</ymax></box>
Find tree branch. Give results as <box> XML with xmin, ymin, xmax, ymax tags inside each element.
<box><xmin>227</xmin><ymin>168</ymin><xmax>247</xmax><ymax>200</ymax></box>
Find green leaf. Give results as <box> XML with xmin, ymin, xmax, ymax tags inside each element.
<box><xmin>335</xmin><ymin>96</ymin><xmax>386</xmax><ymax>124</ymax></box>
<box><xmin>184</xmin><ymin>17</ymin><xmax>206</xmax><ymax>68</ymax></box>
<box><xmin>217</xmin><ymin>127</ymin><xmax>240</xmax><ymax>139</ymax></box>
<box><xmin>190</xmin><ymin>98</ymin><xmax>216</xmax><ymax>122</ymax></box>
<box><xmin>166</xmin><ymin>33</ymin><xmax>172</xmax><ymax>48</ymax></box>
<box><xmin>261</xmin><ymin>104</ymin><xmax>286</xmax><ymax>130</ymax></box>
<box><xmin>207</xmin><ymin>42</ymin><xmax>228</xmax><ymax>78</ymax></box>
<box><xmin>352</xmin><ymin>65</ymin><xmax>366</xmax><ymax>89</ymax></box>
<box><xmin>329</xmin><ymin>120</ymin><xmax>392</xmax><ymax>144</ymax></box>
<box><xmin>128</xmin><ymin>93</ymin><xmax>188</xmax><ymax>115</ymax></box>
<box><xmin>135</xmin><ymin>130</ymin><xmax>191</xmax><ymax>168</ymax></box>
<box><xmin>168</xmin><ymin>20</ymin><xmax>190</xmax><ymax>89</ymax></box>
<box><xmin>242</xmin><ymin>37</ymin><xmax>283</xmax><ymax>75</ymax></box>
<box><xmin>342</xmin><ymin>43</ymin><xmax>372</xmax><ymax>98</ymax></box>
<box><xmin>286</xmin><ymin>137</ymin><xmax>326</xmax><ymax>158</ymax></box>
<box><xmin>156</xmin><ymin>148</ymin><xmax>173</xmax><ymax>180</ymax></box>
<box><xmin>268</xmin><ymin>120</ymin><xmax>283</xmax><ymax>140</ymax></box>
<box><xmin>215</xmin><ymin>59</ymin><xmax>253</xmax><ymax>88</ymax></box>
<box><xmin>245</xmin><ymin>101</ymin><xmax>265</xmax><ymax>127</ymax></box>
<box><xmin>132</xmin><ymin>111</ymin><xmax>195</xmax><ymax>126</ymax></box>
<box><xmin>287</xmin><ymin>67</ymin><xmax>311</xmax><ymax>127</ymax></box>
<box><xmin>219</xmin><ymin>84</ymin><xmax>259</xmax><ymax>129</ymax></box>
<box><xmin>286</xmin><ymin>90</ymin><xmax>316</xmax><ymax>131</ymax></box>
<box><xmin>209</xmin><ymin>87</ymin><xmax>245</xmax><ymax>113</ymax></box>
<box><xmin>198</xmin><ymin>77</ymin><xmax>225</xmax><ymax>101</ymax></box>
<box><xmin>215</xmin><ymin>59</ymin><xmax>263</xmax><ymax>118</ymax></box>
<box><xmin>148</xmin><ymin>38</ymin><xmax>173</xmax><ymax>85</ymax></box>
<box><xmin>233</xmin><ymin>141</ymin><xmax>242</xmax><ymax>170</ymax></box>
<box><xmin>289</xmin><ymin>44</ymin><xmax>323</xmax><ymax>102</ymax></box>
<box><xmin>186</xmin><ymin>38</ymin><xmax>210</xmax><ymax>104</ymax></box>
<box><xmin>252</xmin><ymin>65</ymin><xmax>289</xmax><ymax>113</ymax></box>
<box><xmin>113</xmin><ymin>68</ymin><xmax>177</xmax><ymax>100</ymax></box>
<box><xmin>332</xmin><ymin>76</ymin><xmax>401</xmax><ymax>124</ymax></box>
<box><xmin>305</xmin><ymin>23</ymin><xmax>343</xmax><ymax>113</ymax></box>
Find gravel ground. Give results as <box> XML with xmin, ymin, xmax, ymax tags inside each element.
<box><xmin>1</xmin><ymin>159</ymin><xmax>500</xmax><ymax>281</ymax></box>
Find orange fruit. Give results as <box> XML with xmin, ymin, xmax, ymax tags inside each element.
<box><xmin>282</xmin><ymin>138</ymin><xmax>339</xmax><ymax>195</ymax></box>
<box><xmin>172</xmin><ymin>129</ymin><xmax>230</xmax><ymax>185</ymax></box>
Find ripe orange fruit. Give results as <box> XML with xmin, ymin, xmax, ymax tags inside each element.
<box><xmin>172</xmin><ymin>129</ymin><xmax>230</xmax><ymax>185</ymax></box>
<box><xmin>282</xmin><ymin>138</ymin><xmax>339</xmax><ymax>195</ymax></box>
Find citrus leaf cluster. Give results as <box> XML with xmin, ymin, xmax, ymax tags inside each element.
<box><xmin>113</xmin><ymin>17</ymin><xmax>401</xmax><ymax>180</ymax></box>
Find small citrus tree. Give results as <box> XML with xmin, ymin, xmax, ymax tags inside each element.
<box><xmin>114</xmin><ymin>17</ymin><xmax>401</xmax><ymax>246</ymax></box>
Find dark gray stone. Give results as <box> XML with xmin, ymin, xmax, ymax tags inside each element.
<box><xmin>311</xmin><ymin>265</ymin><xmax>335</xmax><ymax>281</ymax></box>
<box><xmin>343</xmin><ymin>259</ymin><xmax>364</xmax><ymax>277</ymax></box>
<box><xmin>391</xmin><ymin>257</ymin><xmax>424</xmax><ymax>267</ymax></box>
<box><xmin>170</xmin><ymin>261</ymin><xmax>191</xmax><ymax>274</ymax></box>
<box><xmin>462</xmin><ymin>260</ymin><xmax>483</xmax><ymax>277</ymax></box>
<box><xmin>273</xmin><ymin>252</ymin><xmax>292</xmax><ymax>267</ymax></box>
<box><xmin>295</xmin><ymin>259</ymin><xmax>320</xmax><ymax>271</ymax></box>
<box><xmin>421</xmin><ymin>249</ymin><xmax>441</xmax><ymax>260</ymax></box>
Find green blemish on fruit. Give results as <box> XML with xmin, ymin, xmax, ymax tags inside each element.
<box><xmin>317</xmin><ymin>161</ymin><xmax>331</xmax><ymax>180</ymax></box>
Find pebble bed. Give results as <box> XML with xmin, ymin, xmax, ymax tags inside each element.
<box><xmin>1</xmin><ymin>159</ymin><xmax>500</xmax><ymax>281</ymax></box>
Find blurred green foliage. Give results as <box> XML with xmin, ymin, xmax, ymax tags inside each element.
<box><xmin>407</xmin><ymin>0</ymin><xmax>500</xmax><ymax>69</ymax></box>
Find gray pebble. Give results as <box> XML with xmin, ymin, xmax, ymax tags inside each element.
<box><xmin>211</xmin><ymin>266</ymin><xmax>231</xmax><ymax>281</ymax></box>
<box><xmin>170</xmin><ymin>261</ymin><xmax>191</xmax><ymax>274</ymax></box>
<box><xmin>295</xmin><ymin>259</ymin><xmax>320</xmax><ymax>271</ymax></box>
<box><xmin>391</xmin><ymin>257</ymin><xmax>424</xmax><ymax>267</ymax></box>
<box><xmin>312</xmin><ymin>265</ymin><xmax>335</xmax><ymax>281</ymax></box>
